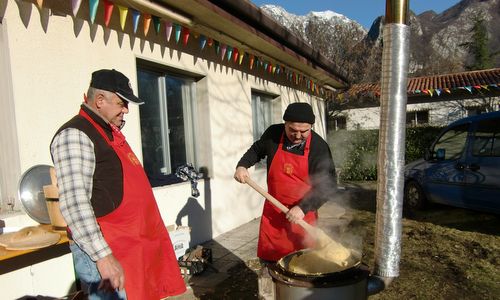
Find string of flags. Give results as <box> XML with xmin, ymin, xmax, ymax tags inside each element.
<box><xmin>411</xmin><ymin>84</ymin><xmax>499</xmax><ymax>97</ymax></box>
<box><xmin>336</xmin><ymin>83</ymin><xmax>499</xmax><ymax>101</ymax></box>
<box><xmin>31</xmin><ymin>0</ymin><xmax>332</xmax><ymax>98</ymax></box>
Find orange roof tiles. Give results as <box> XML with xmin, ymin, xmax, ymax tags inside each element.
<box><xmin>346</xmin><ymin>68</ymin><xmax>500</xmax><ymax>99</ymax></box>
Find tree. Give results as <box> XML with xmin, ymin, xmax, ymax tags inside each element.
<box><xmin>461</xmin><ymin>14</ymin><xmax>497</xmax><ymax>70</ymax></box>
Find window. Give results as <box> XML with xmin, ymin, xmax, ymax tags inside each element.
<box><xmin>406</xmin><ymin>110</ymin><xmax>429</xmax><ymax>127</ymax></box>
<box><xmin>432</xmin><ymin>124</ymin><xmax>469</xmax><ymax>160</ymax></box>
<box><xmin>332</xmin><ymin>116</ymin><xmax>347</xmax><ymax>131</ymax></box>
<box><xmin>466</xmin><ymin>106</ymin><xmax>486</xmax><ymax>117</ymax></box>
<box><xmin>137</xmin><ymin>67</ymin><xmax>198</xmax><ymax>186</ymax></box>
<box><xmin>472</xmin><ymin>118</ymin><xmax>500</xmax><ymax>157</ymax></box>
<box><xmin>251</xmin><ymin>92</ymin><xmax>276</xmax><ymax>141</ymax></box>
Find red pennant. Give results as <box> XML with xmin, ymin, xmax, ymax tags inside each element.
<box><xmin>182</xmin><ymin>27</ymin><xmax>190</xmax><ymax>45</ymax></box>
<box><xmin>104</xmin><ymin>0</ymin><xmax>114</xmax><ymax>27</ymax></box>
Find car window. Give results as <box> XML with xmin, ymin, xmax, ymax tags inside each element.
<box><xmin>433</xmin><ymin>124</ymin><xmax>469</xmax><ymax>160</ymax></box>
<box><xmin>472</xmin><ymin>118</ymin><xmax>500</xmax><ymax>157</ymax></box>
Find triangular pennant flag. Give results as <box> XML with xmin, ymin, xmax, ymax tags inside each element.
<box><xmin>220</xmin><ymin>44</ymin><xmax>227</xmax><ymax>60</ymax></box>
<box><xmin>249</xmin><ymin>54</ymin><xmax>255</xmax><ymax>69</ymax></box>
<box><xmin>481</xmin><ymin>85</ymin><xmax>489</xmax><ymax>90</ymax></box>
<box><xmin>464</xmin><ymin>86</ymin><xmax>472</xmax><ymax>93</ymax></box>
<box><xmin>103</xmin><ymin>0</ymin><xmax>114</xmax><ymax>27</ymax></box>
<box><xmin>36</xmin><ymin>0</ymin><xmax>43</xmax><ymax>9</ymax></box>
<box><xmin>117</xmin><ymin>5</ymin><xmax>128</xmax><ymax>30</ymax></box>
<box><xmin>215</xmin><ymin>41</ymin><xmax>220</xmax><ymax>55</ymax></box>
<box><xmin>153</xmin><ymin>16</ymin><xmax>161</xmax><ymax>34</ymax></box>
<box><xmin>226</xmin><ymin>47</ymin><xmax>233</xmax><ymax>61</ymax></box>
<box><xmin>89</xmin><ymin>0</ymin><xmax>99</xmax><ymax>24</ymax></box>
<box><xmin>490</xmin><ymin>84</ymin><xmax>498</xmax><ymax>89</ymax></box>
<box><xmin>131</xmin><ymin>9</ymin><xmax>140</xmax><ymax>34</ymax></box>
<box><xmin>143</xmin><ymin>14</ymin><xmax>151</xmax><ymax>36</ymax></box>
<box><xmin>207</xmin><ymin>38</ymin><xmax>214</xmax><ymax>47</ymax></box>
<box><xmin>473</xmin><ymin>85</ymin><xmax>481</xmax><ymax>90</ymax></box>
<box><xmin>272</xmin><ymin>65</ymin><xmax>276</xmax><ymax>74</ymax></box>
<box><xmin>72</xmin><ymin>0</ymin><xmax>83</xmax><ymax>16</ymax></box>
<box><xmin>233</xmin><ymin>48</ymin><xmax>239</xmax><ymax>63</ymax></box>
<box><xmin>174</xmin><ymin>24</ymin><xmax>182</xmax><ymax>43</ymax></box>
<box><xmin>423</xmin><ymin>89</ymin><xmax>429</xmax><ymax>95</ymax></box>
<box><xmin>239</xmin><ymin>50</ymin><xmax>244</xmax><ymax>65</ymax></box>
<box><xmin>182</xmin><ymin>27</ymin><xmax>190</xmax><ymax>45</ymax></box>
<box><xmin>443</xmin><ymin>88</ymin><xmax>451</xmax><ymax>93</ymax></box>
<box><xmin>164</xmin><ymin>21</ymin><xmax>173</xmax><ymax>41</ymax></box>
<box><xmin>435</xmin><ymin>89</ymin><xmax>441</xmax><ymax>96</ymax></box>
<box><xmin>276</xmin><ymin>65</ymin><xmax>280</xmax><ymax>75</ymax></box>
<box><xmin>199</xmin><ymin>35</ymin><xmax>207</xmax><ymax>50</ymax></box>
<box><xmin>264</xmin><ymin>62</ymin><xmax>268</xmax><ymax>70</ymax></box>
<box><xmin>429</xmin><ymin>89</ymin><xmax>434</xmax><ymax>96</ymax></box>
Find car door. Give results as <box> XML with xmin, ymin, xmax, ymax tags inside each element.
<box><xmin>463</xmin><ymin>117</ymin><xmax>500</xmax><ymax>214</ymax></box>
<box><xmin>423</xmin><ymin>123</ymin><xmax>470</xmax><ymax>206</ymax></box>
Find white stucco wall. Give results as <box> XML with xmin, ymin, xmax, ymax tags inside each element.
<box><xmin>341</xmin><ymin>98</ymin><xmax>500</xmax><ymax>130</ymax></box>
<box><xmin>1</xmin><ymin>2</ymin><xmax>327</xmax><ymax>296</ymax></box>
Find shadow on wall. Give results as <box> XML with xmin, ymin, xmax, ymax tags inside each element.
<box><xmin>175</xmin><ymin>177</ymin><xmax>213</xmax><ymax>246</ymax></box>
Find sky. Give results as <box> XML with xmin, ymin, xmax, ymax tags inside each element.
<box><xmin>251</xmin><ymin>0</ymin><xmax>462</xmax><ymax>29</ymax></box>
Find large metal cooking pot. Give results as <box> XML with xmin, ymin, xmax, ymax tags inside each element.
<box><xmin>269</xmin><ymin>249</ymin><xmax>369</xmax><ymax>300</ymax></box>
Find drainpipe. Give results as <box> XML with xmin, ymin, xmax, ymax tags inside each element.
<box><xmin>367</xmin><ymin>0</ymin><xmax>410</xmax><ymax>295</ymax></box>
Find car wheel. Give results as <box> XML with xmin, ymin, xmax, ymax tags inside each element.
<box><xmin>404</xmin><ymin>181</ymin><xmax>426</xmax><ymax>210</ymax></box>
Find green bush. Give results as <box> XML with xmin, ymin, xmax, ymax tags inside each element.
<box><xmin>328</xmin><ymin>126</ymin><xmax>442</xmax><ymax>181</ymax></box>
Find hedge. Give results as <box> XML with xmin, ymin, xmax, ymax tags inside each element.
<box><xmin>328</xmin><ymin>126</ymin><xmax>442</xmax><ymax>181</ymax></box>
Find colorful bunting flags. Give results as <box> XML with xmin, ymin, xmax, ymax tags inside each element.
<box><xmin>103</xmin><ymin>0</ymin><xmax>114</xmax><ymax>27</ymax></box>
<box><xmin>182</xmin><ymin>27</ymin><xmax>190</xmax><ymax>45</ymax></box>
<box><xmin>164</xmin><ymin>21</ymin><xmax>173</xmax><ymax>42</ymax></box>
<box><xmin>143</xmin><ymin>14</ymin><xmax>151</xmax><ymax>36</ymax></box>
<box><xmin>26</xmin><ymin>0</ymin><xmax>328</xmax><ymax>97</ymax></box>
<box><xmin>117</xmin><ymin>5</ymin><xmax>128</xmax><ymax>30</ymax></box>
<box><xmin>131</xmin><ymin>9</ymin><xmax>140</xmax><ymax>34</ymax></box>
<box><xmin>199</xmin><ymin>35</ymin><xmax>207</xmax><ymax>50</ymax></box>
<box><xmin>89</xmin><ymin>0</ymin><xmax>99</xmax><ymax>24</ymax></box>
<box><xmin>153</xmin><ymin>16</ymin><xmax>161</xmax><ymax>35</ymax></box>
<box><xmin>174</xmin><ymin>24</ymin><xmax>182</xmax><ymax>43</ymax></box>
<box><xmin>72</xmin><ymin>0</ymin><xmax>82</xmax><ymax>16</ymax></box>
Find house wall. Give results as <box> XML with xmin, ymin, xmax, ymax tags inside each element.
<box><xmin>341</xmin><ymin>97</ymin><xmax>500</xmax><ymax>130</ymax></box>
<box><xmin>0</xmin><ymin>2</ymin><xmax>326</xmax><ymax>297</ymax></box>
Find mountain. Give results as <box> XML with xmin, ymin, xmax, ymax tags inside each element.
<box><xmin>260</xmin><ymin>0</ymin><xmax>500</xmax><ymax>83</ymax></box>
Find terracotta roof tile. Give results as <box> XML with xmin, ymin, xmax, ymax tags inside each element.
<box><xmin>345</xmin><ymin>68</ymin><xmax>500</xmax><ymax>100</ymax></box>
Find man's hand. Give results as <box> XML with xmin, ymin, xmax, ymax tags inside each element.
<box><xmin>286</xmin><ymin>206</ymin><xmax>305</xmax><ymax>224</ymax></box>
<box><xmin>234</xmin><ymin>166</ymin><xmax>249</xmax><ymax>183</ymax></box>
<box><xmin>96</xmin><ymin>254</ymin><xmax>125</xmax><ymax>292</ymax></box>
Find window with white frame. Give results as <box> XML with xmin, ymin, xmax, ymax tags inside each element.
<box><xmin>251</xmin><ymin>91</ymin><xmax>277</xmax><ymax>167</ymax></box>
<box><xmin>406</xmin><ymin>110</ymin><xmax>429</xmax><ymax>127</ymax></box>
<box><xmin>251</xmin><ymin>91</ymin><xmax>276</xmax><ymax>141</ymax></box>
<box><xmin>137</xmin><ymin>66</ymin><xmax>198</xmax><ymax>186</ymax></box>
<box><xmin>466</xmin><ymin>106</ymin><xmax>486</xmax><ymax>117</ymax></box>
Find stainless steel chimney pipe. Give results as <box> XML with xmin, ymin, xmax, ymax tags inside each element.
<box><xmin>368</xmin><ymin>0</ymin><xmax>410</xmax><ymax>295</ymax></box>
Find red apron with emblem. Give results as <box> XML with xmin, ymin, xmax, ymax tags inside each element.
<box><xmin>257</xmin><ymin>133</ymin><xmax>317</xmax><ymax>261</ymax></box>
<box><xmin>80</xmin><ymin>110</ymin><xmax>186</xmax><ymax>299</ymax></box>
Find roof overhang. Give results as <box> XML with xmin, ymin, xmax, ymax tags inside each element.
<box><xmin>155</xmin><ymin>0</ymin><xmax>348</xmax><ymax>89</ymax></box>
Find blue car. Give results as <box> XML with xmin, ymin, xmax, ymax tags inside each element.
<box><xmin>404</xmin><ymin>110</ymin><xmax>500</xmax><ymax>214</ymax></box>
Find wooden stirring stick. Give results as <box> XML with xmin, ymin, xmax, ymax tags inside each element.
<box><xmin>245</xmin><ymin>177</ymin><xmax>349</xmax><ymax>254</ymax></box>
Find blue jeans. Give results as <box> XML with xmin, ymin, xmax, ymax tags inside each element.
<box><xmin>70</xmin><ymin>241</ymin><xmax>127</xmax><ymax>300</ymax></box>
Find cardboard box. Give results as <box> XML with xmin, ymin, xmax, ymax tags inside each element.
<box><xmin>167</xmin><ymin>225</ymin><xmax>191</xmax><ymax>259</ymax></box>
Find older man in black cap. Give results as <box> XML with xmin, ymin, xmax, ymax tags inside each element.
<box><xmin>234</xmin><ymin>102</ymin><xmax>337</xmax><ymax>263</ymax></box>
<box><xmin>51</xmin><ymin>69</ymin><xmax>186</xmax><ymax>299</ymax></box>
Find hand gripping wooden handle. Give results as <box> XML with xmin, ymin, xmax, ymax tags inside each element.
<box><xmin>245</xmin><ymin>177</ymin><xmax>315</xmax><ymax>236</ymax></box>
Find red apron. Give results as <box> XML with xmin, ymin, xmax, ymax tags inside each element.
<box><xmin>257</xmin><ymin>133</ymin><xmax>317</xmax><ymax>261</ymax></box>
<box><xmin>80</xmin><ymin>110</ymin><xmax>186</xmax><ymax>299</ymax></box>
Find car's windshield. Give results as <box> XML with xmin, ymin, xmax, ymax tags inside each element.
<box><xmin>433</xmin><ymin>123</ymin><xmax>469</xmax><ymax>160</ymax></box>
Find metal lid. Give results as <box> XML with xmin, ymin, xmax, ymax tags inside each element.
<box><xmin>17</xmin><ymin>165</ymin><xmax>52</xmax><ymax>224</ymax></box>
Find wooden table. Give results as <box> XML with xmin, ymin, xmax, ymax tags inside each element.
<box><xmin>0</xmin><ymin>225</ymin><xmax>70</xmax><ymax>275</ymax></box>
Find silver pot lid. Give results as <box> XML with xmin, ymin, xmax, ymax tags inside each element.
<box><xmin>18</xmin><ymin>164</ymin><xmax>52</xmax><ymax>224</ymax></box>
